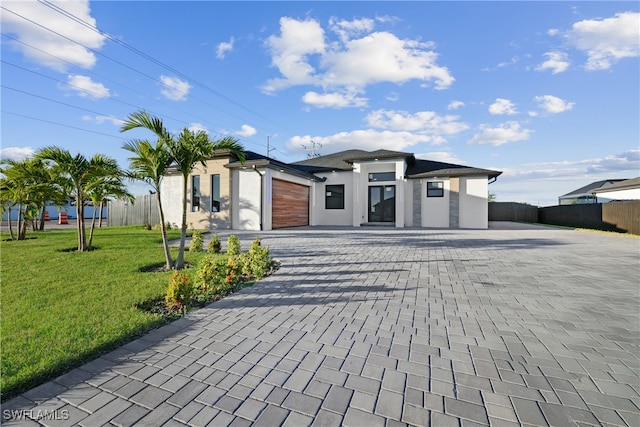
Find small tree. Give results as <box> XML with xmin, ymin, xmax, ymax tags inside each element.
<box><xmin>227</xmin><ymin>234</ymin><xmax>241</xmax><ymax>256</ymax></box>
<box><xmin>207</xmin><ymin>234</ymin><xmax>221</xmax><ymax>253</ymax></box>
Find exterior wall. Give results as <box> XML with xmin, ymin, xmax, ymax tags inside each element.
<box><xmin>234</xmin><ymin>168</ymin><xmax>261</xmax><ymax>231</ymax></box>
<box><xmin>160</xmin><ymin>174</ymin><xmax>182</xmax><ymax>227</ymax></box>
<box><xmin>421</xmin><ymin>179</ymin><xmax>450</xmax><ymax>228</ymax></box>
<box><xmin>459</xmin><ymin>176</ymin><xmax>489</xmax><ymax>229</ymax></box>
<box><xmin>312</xmin><ymin>171</ymin><xmax>353</xmax><ymax>226</ymax></box>
<box><xmin>595</xmin><ymin>188</ymin><xmax>640</xmax><ymax>201</ymax></box>
<box><xmin>178</xmin><ymin>158</ymin><xmax>232</xmax><ymax>230</ymax></box>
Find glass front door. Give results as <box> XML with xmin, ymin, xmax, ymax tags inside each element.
<box><xmin>368</xmin><ymin>185</ymin><xmax>395</xmax><ymax>222</ymax></box>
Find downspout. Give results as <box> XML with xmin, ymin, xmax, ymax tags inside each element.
<box><xmin>252</xmin><ymin>165</ymin><xmax>263</xmax><ymax>231</ymax></box>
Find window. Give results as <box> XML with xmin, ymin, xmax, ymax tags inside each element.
<box><xmin>427</xmin><ymin>181</ymin><xmax>444</xmax><ymax>197</ymax></box>
<box><xmin>191</xmin><ymin>175</ymin><xmax>200</xmax><ymax>211</ymax></box>
<box><xmin>325</xmin><ymin>184</ymin><xmax>345</xmax><ymax>209</ymax></box>
<box><xmin>211</xmin><ymin>174</ymin><xmax>220</xmax><ymax>212</ymax></box>
<box><xmin>368</xmin><ymin>172</ymin><xmax>396</xmax><ymax>182</ymax></box>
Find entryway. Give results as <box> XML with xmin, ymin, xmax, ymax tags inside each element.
<box><xmin>368</xmin><ymin>185</ymin><xmax>395</xmax><ymax>222</ymax></box>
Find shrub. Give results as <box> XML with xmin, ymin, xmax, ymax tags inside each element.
<box><xmin>239</xmin><ymin>237</ymin><xmax>271</xmax><ymax>280</ymax></box>
<box><xmin>189</xmin><ymin>230</ymin><xmax>204</xmax><ymax>252</ymax></box>
<box><xmin>194</xmin><ymin>255</ymin><xmax>242</xmax><ymax>299</ymax></box>
<box><xmin>227</xmin><ymin>235</ymin><xmax>240</xmax><ymax>256</ymax></box>
<box><xmin>165</xmin><ymin>270</ymin><xmax>193</xmax><ymax>310</ymax></box>
<box><xmin>207</xmin><ymin>234</ymin><xmax>221</xmax><ymax>254</ymax></box>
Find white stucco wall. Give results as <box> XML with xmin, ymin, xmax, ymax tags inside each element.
<box><xmin>594</xmin><ymin>188</ymin><xmax>640</xmax><ymax>201</ymax></box>
<box><xmin>422</xmin><ymin>179</ymin><xmax>450</xmax><ymax>228</ymax></box>
<box><xmin>459</xmin><ymin>176</ymin><xmax>489</xmax><ymax>229</ymax></box>
<box><xmin>160</xmin><ymin>174</ymin><xmax>182</xmax><ymax>227</ymax></box>
<box><xmin>353</xmin><ymin>159</ymin><xmax>406</xmax><ymax>226</ymax></box>
<box><xmin>236</xmin><ymin>169</ymin><xmax>261</xmax><ymax>230</ymax></box>
<box><xmin>313</xmin><ymin>171</ymin><xmax>353</xmax><ymax>226</ymax></box>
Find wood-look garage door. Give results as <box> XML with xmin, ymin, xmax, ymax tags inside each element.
<box><xmin>272</xmin><ymin>179</ymin><xmax>309</xmax><ymax>229</ymax></box>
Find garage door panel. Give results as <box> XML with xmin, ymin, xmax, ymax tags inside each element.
<box><xmin>272</xmin><ymin>179</ymin><xmax>309</xmax><ymax>229</ymax></box>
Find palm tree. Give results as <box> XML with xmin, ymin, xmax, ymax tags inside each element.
<box><xmin>36</xmin><ymin>147</ymin><xmax>122</xmax><ymax>252</ymax></box>
<box><xmin>121</xmin><ymin>111</ymin><xmax>174</xmax><ymax>270</ymax></box>
<box><xmin>86</xmin><ymin>175</ymin><xmax>134</xmax><ymax>249</ymax></box>
<box><xmin>121</xmin><ymin>110</ymin><xmax>245</xmax><ymax>270</ymax></box>
<box><xmin>169</xmin><ymin>129</ymin><xmax>244</xmax><ymax>269</ymax></box>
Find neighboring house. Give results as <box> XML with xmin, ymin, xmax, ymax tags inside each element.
<box><xmin>590</xmin><ymin>177</ymin><xmax>640</xmax><ymax>201</ymax></box>
<box><xmin>160</xmin><ymin>149</ymin><xmax>502</xmax><ymax>231</ymax></box>
<box><xmin>558</xmin><ymin>179</ymin><xmax>627</xmax><ymax>205</ymax></box>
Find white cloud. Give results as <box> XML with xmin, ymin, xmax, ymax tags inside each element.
<box><xmin>188</xmin><ymin>123</ymin><xmax>208</xmax><ymax>133</ymax></box>
<box><xmin>216</xmin><ymin>37</ymin><xmax>234</xmax><ymax>59</ymax></box>
<box><xmin>565</xmin><ymin>11</ymin><xmax>640</xmax><ymax>70</ymax></box>
<box><xmin>263</xmin><ymin>17</ymin><xmax>454</xmax><ymax>102</ymax></box>
<box><xmin>65</xmin><ymin>75</ymin><xmax>110</xmax><ymax>99</ymax></box>
<box><xmin>366</xmin><ymin>109</ymin><xmax>468</xmax><ymax>136</ymax></box>
<box><xmin>235</xmin><ymin>124</ymin><xmax>257</xmax><ymax>137</ymax></box>
<box><xmin>0</xmin><ymin>146</ymin><xmax>35</xmax><ymax>161</ymax></box>
<box><xmin>82</xmin><ymin>115</ymin><xmax>123</xmax><ymax>126</ymax></box>
<box><xmin>302</xmin><ymin>91</ymin><xmax>368</xmax><ymax>109</ymax></box>
<box><xmin>1</xmin><ymin>0</ymin><xmax>106</xmax><ymax>71</ymax></box>
<box><xmin>448</xmin><ymin>100</ymin><xmax>465</xmax><ymax>110</ymax></box>
<box><xmin>328</xmin><ymin>16</ymin><xmax>374</xmax><ymax>43</ymax></box>
<box><xmin>536</xmin><ymin>51</ymin><xmax>570</xmax><ymax>74</ymax></box>
<box><xmin>468</xmin><ymin>121</ymin><xmax>532</xmax><ymax>146</ymax></box>
<box><xmin>160</xmin><ymin>75</ymin><xmax>191</xmax><ymax>101</ymax></box>
<box><xmin>534</xmin><ymin>95</ymin><xmax>574</xmax><ymax>114</ymax></box>
<box><xmin>489</xmin><ymin>98</ymin><xmax>517</xmax><ymax>115</ymax></box>
<box><xmin>386</xmin><ymin>92</ymin><xmax>399</xmax><ymax>102</ymax></box>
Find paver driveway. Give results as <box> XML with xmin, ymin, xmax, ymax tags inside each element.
<box><xmin>4</xmin><ymin>224</ymin><xmax>639</xmax><ymax>426</ymax></box>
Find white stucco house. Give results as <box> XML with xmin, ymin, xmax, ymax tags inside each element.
<box><xmin>160</xmin><ymin>149</ymin><xmax>502</xmax><ymax>231</ymax></box>
<box><xmin>590</xmin><ymin>177</ymin><xmax>640</xmax><ymax>202</ymax></box>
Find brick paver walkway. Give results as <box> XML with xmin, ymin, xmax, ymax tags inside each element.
<box><xmin>3</xmin><ymin>224</ymin><xmax>639</xmax><ymax>426</ymax></box>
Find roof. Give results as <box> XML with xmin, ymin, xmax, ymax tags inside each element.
<box><xmin>560</xmin><ymin>179</ymin><xmax>627</xmax><ymax>198</ymax></box>
<box><xmin>294</xmin><ymin>149</ymin><xmax>501</xmax><ymax>179</ymax></box>
<box><xmin>225</xmin><ymin>151</ymin><xmax>325</xmax><ymax>182</ymax></box>
<box><xmin>407</xmin><ymin>159</ymin><xmax>502</xmax><ymax>179</ymax></box>
<box><xmin>590</xmin><ymin>177</ymin><xmax>640</xmax><ymax>194</ymax></box>
<box><xmin>293</xmin><ymin>149</ymin><xmax>414</xmax><ymax>172</ymax></box>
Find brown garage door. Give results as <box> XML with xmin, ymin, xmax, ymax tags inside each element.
<box><xmin>272</xmin><ymin>179</ymin><xmax>309</xmax><ymax>229</ymax></box>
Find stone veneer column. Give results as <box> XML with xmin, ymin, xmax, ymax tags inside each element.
<box><xmin>412</xmin><ymin>180</ymin><xmax>421</xmax><ymax>227</ymax></box>
<box><xmin>449</xmin><ymin>177</ymin><xmax>459</xmax><ymax>228</ymax></box>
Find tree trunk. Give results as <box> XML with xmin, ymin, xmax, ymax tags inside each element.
<box><xmin>77</xmin><ymin>199</ymin><xmax>86</xmax><ymax>251</ymax></box>
<box><xmin>156</xmin><ymin>190</ymin><xmax>173</xmax><ymax>270</ymax></box>
<box><xmin>17</xmin><ymin>203</ymin><xmax>24</xmax><ymax>240</ymax></box>
<box><xmin>98</xmin><ymin>201</ymin><xmax>104</xmax><ymax>228</ymax></box>
<box><xmin>7</xmin><ymin>206</ymin><xmax>15</xmax><ymax>240</ymax></box>
<box><xmin>39</xmin><ymin>204</ymin><xmax>46</xmax><ymax>231</ymax></box>
<box><xmin>174</xmin><ymin>175</ymin><xmax>188</xmax><ymax>270</ymax></box>
<box><xmin>88</xmin><ymin>204</ymin><xmax>97</xmax><ymax>249</ymax></box>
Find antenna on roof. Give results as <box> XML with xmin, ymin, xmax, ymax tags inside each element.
<box><xmin>266</xmin><ymin>136</ymin><xmax>276</xmax><ymax>158</ymax></box>
<box><xmin>302</xmin><ymin>140</ymin><xmax>322</xmax><ymax>158</ymax></box>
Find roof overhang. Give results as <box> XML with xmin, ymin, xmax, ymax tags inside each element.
<box><xmin>226</xmin><ymin>159</ymin><xmax>326</xmax><ymax>182</ymax></box>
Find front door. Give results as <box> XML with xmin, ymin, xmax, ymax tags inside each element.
<box><xmin>368</xmin><ymin>185</ymin><xmax>395</xmax><ymax>222</ymax></box>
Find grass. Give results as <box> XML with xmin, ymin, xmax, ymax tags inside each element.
<box><xmin>0</xmin><ymin>225</ymin><xmax>214</xmax><ymax>401</ymax></box>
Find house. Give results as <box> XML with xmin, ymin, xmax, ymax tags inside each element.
<box><xmin>590</xmin><ymin>177</ymin><xmax>640</xmax><ymax>201</ymax></box>
<box><xmin>558</xmin><ymin>179</ymin><xmax>627</xmax><ymax>205</ymax></box>
<box><xmin>160</xmin><ymin>149</ymin><xmax>502</xmax><ymax>231</ymax></box>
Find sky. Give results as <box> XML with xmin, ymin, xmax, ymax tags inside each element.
<box><xmin>1</xmin><ymin>1</ymin><xmax>639</xmax><ymax>206</ymax></box>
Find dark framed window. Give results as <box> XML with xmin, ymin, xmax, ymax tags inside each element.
<box><xmin>191</xmin><ymin>175</ymin><xmax>200</xmax><ymax>211</ymax></box>
<box><xmin>325</xmin><ymin>184</ymin><xmax>345</xmax><ymax>209</ymax></box>
<box><xmin>427</xmin><ymin>181</ymin><xmax>444</xmax><ymax>197</ymax></box>
<box><xmin>368</xmin><ymin>172</ymin><xmax>396</xmax><ymax>182</ymax></box>
<box><xmin>211</xmin><ymin>174</ymin><xmax>220</xmax><ymax>212</ymax></box>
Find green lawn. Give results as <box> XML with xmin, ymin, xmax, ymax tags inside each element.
<box><xmin>0</xmin><ymin>226</ymin><xmax>209</xmax><ymax>401</ymax></box>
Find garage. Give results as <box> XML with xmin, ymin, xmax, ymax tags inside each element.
<box><xmin>272</xmin><ymin>178</ymin><xmax>309</xmax><ymax>229</ymax></box>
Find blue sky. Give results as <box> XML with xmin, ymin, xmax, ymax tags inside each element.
<box><xmin>2</xmin><ymin>1</ymin><xmax>638</xmax><ymax>206</ymax></box>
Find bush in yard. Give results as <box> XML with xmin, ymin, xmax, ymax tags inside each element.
<box><xmin>207</xmin><ymin>233</ymin><xmax>221</xmax><ymax>254</ymax></box>
<box><xmin>189</xmin><ymin>230</ymin><xmax>204</xmax><ymax>252</ymax></box>
<box><xmin>227</xmin><ymin>234</ymin><xmax>240</xmax><ymax>256</ymax></box>
<box><xmin>194</xmin><ymin>254</ymin><xmax>243</xmax><ymax>301</ymax></box>
<box><xmin>165</xmin><ymin>270</ymin><xmax>193</xmax><ymax>310</ymax></box>
<box><xmin>239</xmin><ymin>237</ymin><xmax>271</xmax><ymax>280</ymax></box>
